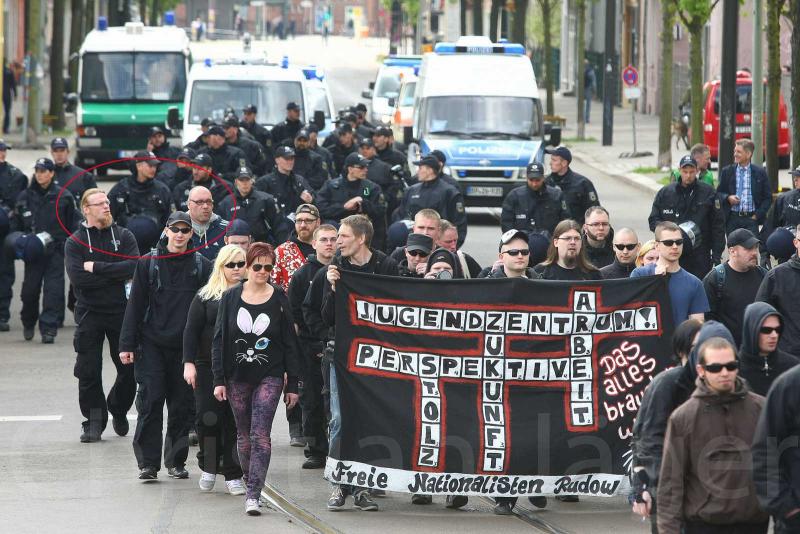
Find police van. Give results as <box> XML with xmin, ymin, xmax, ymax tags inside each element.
<box><xmin>169</xmin><ymin>56</ymin><xmax>335</xmax><ymax>146</ymax></box>
<box><xmin>362</xmin><ymin>55</ymin><xmax>422</xmax><ymax>126</ymax></box>
<box><xmin>72</xmin><ymin>16</ymin><xmax>190</xmax><ymax>174</ymax></box>
<box><xmin>406</xmin><ymin>36</ymin><xmax>561</xmax><ymax>207</ymax></box>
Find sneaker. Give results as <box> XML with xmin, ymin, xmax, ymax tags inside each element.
<box><xmin>290</xmin><ymin>435</ymin><xmax>306</xmax><ymax>447</ymax></box>
<box><xmin>139</xmin><ymin>466</ymin><xmax>158</xmax><ymax>481</ymax></box>
<box><xmin>167</xmin><ymin>466</ymin><xmax>189</xmax><ymax>479</ymax></box>
<box><xmin>445</xmin><ymin>495</ymin><xmax>468</xmax><ymax>509</ymax></box>
<box><xmin>245</xmin><ymin>498</ymin><xmax>261</xmax><ymax>516</ymax></box>
<box><xmin>188</xmin><ymin>430</ymin><xmax>199</xmax><ymax>446</ymax></box>
<box><xmin>528</xmin><ymin>496</ymin><xmax>548</xmax><ymax>508</ymax></box>
<box><xmin>555</xmin><ymin>495</ymin><xmax>579</xmax><ymax>503</ymax></box>
<box><xmin>493</xmin><ymin>501</ymin><xmax>514</xmax><ymax>515</ymax></box>
<box><xmin>226</xmin><ymin>478</ymin><xmax>246</xmax><ymax>496</ymax></box>
<box><xmin>41</xmin><ymin>334</ymin><xmax>55</xmax><ymax>344</ymax></box>
<box><xmin>302</xmin><ymin>456</ymin><xmax>325</xmax><ymax>469</ymax></box>
<box><xmin>0</xmin><ymin>321</ymin><xmax>9</xmax><ymax>332</ymax></box>
<box><xmin>23</xmin><ymin>327</ymin><xmax>34</xmax><ymax>341</ymax></box>
<box><xmin>327</xmin><ymin>486</ymin><xmax>347</xmax><ymax>511</ymax></box>
<box><xmin>411</xmin><ymin>494</ymin><xmax>432</xmax><ymax>505</ymax></box>
<box><xmin>112</xmin><ymin>415</ymin><xmax>129</xmax><ymax>437</ymax></box>
<box><xmin>353</xmin><ymin>490</ymin><xmax>379</xmax><ymax>511</ymax></box>
<box><xmin>79</xmin><ymin>427</ymin><xmax>102</xmax><ymax>443</ymax></box>
<box><xmin>199</xmin><ymin>471</ymin><xmax>216</xmax><ymax>491</ymax></box>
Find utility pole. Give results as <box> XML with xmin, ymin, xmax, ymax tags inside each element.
<box><xmin>25</xmin><ymin>0</ymin><xmax>44</xmax><ymax>143</ymax></box>
<box><xmin>601</xmin><ymin>0</ymin><xmax>616</xmax><ymax>146</ymax></box>
<box><xmin>751</xmin><ymin>0</ymin><xmax>764</xmax><ymax>165</ymax></box>
<box><xmin>718</xmin><ymin>0</ymin><xmax>739</xmax><ymax>170</ymax></box>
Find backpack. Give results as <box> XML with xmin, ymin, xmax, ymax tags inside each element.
<box><xmin>143</xmin><ymin>249</ymin><xmax>204</xmax><ymax>322</ymax></box>
<box><xmin>712</xmin><ymin>263</ymin><xmax>767</xmax><ymax>302</ymax></box>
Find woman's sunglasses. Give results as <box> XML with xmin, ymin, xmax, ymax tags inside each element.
<box><xmin>224</xmin><ymin>261</ymin><xmax>246</xmax><ymax>269</ymax></box>
<box><xmin>250</xmin><ymin>263</ymin><xmax>274</xmax><ymax>272</ymax></box>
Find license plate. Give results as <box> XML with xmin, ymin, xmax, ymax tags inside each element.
<box><xmin>735</xmin><ymin>125</ymin><xmax>751</xmax><ymax>134</ymax></box>
<box><xmin>466</xmin><ymin>186</ymin><xmax>504</xmax><ymax>197</ymax></box>
<box><xmin>118</xmin><ymin>150</ymin><xmax>138</xmax><ymax>158</ymax></box>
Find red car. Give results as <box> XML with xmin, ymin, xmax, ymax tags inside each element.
<box><xmin>702</xmin><ymin>70</ymin><xmax>790</xmax><ymax>168</ymax></box>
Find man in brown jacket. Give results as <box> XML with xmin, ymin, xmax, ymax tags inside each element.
<box><xmin>657</xmin><ymin>337</ymin><xmax>768</xmax><ymax>534</ymax></box>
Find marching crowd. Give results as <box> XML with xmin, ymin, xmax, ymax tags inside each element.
<box><xmin>2</xmin><ymin>100</ymin><xmax>800</xmax><ymax>530</ymax></box>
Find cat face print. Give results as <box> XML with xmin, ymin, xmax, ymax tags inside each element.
<box><xmin>235</xmin><ymin>307</ymin><xmax>271</xmax><ymax>365</ymax></box>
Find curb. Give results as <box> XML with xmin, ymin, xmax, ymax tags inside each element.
<box><xmin>570</xmin><ymin>149</ymin><xmax>662</xmax><ymax>196</ymax></box>
<box><xmin>261</xmin><ymin>483</ymin><xmax>343</xmax><ymax>534</ymax></box>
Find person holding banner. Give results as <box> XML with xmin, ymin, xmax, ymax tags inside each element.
<box><xmin>533</xmin><ymin>219</ymin><xmax>602</xmax><ymax>282</ymax></box>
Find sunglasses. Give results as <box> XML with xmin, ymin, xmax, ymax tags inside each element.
<box><xmin>502</xmin><ymin>249</ymin><xmax>530</xmax><ymax>257</ymax></box>
<box><xmin>407</xmin><ymin>249</ymin><xmax>429</xmax><ymax>257</ymax></box>
<box><xmin>224</xmin><ymin>261</ymin><xmax>246</xmax><ymax>269</ymax></box>
<box><xmin>168</xmin><ymin>226</ymin><xmax>192</xmax><ymax>234</ymax></box>
<box><xmin>250</xmin><ymin>263</ymin><xmax>274</xmax><ymax>272</ymax></box>
<box><xmin>614</xmin><ymin>244</ymin><xmax>638</xmax><ymax>251</ymax></box>
<box><xmin>702</xmin><ymin>361</ymin><xmax>739</xmax><ymax>373</ymax></box>
<box><xmin>760</xmin><ymin>326</ymin><xmax>783</xmax><ymax>335</ymax></box>
<box><xmin>658</xmin><ymin>239</ymin><xmax>684</xmax><ymax>247</ymax></box>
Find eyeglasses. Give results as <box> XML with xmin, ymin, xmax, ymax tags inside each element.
<box><xmin>760</xmin><ymin>326</ymin><xmax>783</xmax><ymax>335</ymax></box>
<box><xmin>86</xmin><ymin>200</ymin><xmax>110</xmax><ymax>208</ymax></box>
<box><xmin>250</xmin><ymin>263</ymin><xmax>274</xmax><ymax>272</ymax></box>
<box><xmin>502</xmin><ymin>249</ymin><xmax>530</xmax><ymax>257</ymax></box>
<box><xmin>658</xmin><ymin>239</ymin><xmax>684</xmax><ymax>247</ymax></box>
<box><xmin>296</xmin><ymin>217</ymin><xmax>318</xmax><ymax>225</ymax></box>
<box><xmin>407</xmin><ymin>249</ymin><xmax>429</xmax><ymax>257</ymax></box>
<box><xmin>189</xmin><ymin>199</ymin><xmax>214</xmax><ymax>206</ymax></box>
<box><xmin>224</xmin><ymin>261</ymin><xmax>246</xmax><ymax>269</ymax></box>
<box><xmin>586</xmin><ymin>222</ymin><xmax>610</xmax><ymax>228</ymax></box>
<box><xmin>702</xmin><ymin>361</ymin><xmax>739</xmax><ymax>373</ymax></box>
<box><xmin>614</xmin><ymin>244</ymin><xmax>638</xmax><ymax>251</ymax></box>
<box><xmin>168</xmin><ymin>226</ymin><xmax>192</xmax><ymax>234</ymax></box>
<box><xmin>556</xmin><ymin>236</ymin><xmax>581</xmax><ymax>243</ymax></box>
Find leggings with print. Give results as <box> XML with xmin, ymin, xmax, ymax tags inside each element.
<box><xmin>227</xmin><ymin>376</ymin><xmax>284</xmax><ymax>500</ymax></box>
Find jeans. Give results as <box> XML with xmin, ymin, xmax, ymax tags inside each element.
<box><xmin>584</xmin><ymin>89</ymin><xmax>593</xmax><ymax>123</ymax></box>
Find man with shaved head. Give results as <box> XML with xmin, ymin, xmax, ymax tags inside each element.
<box><xmin>600</xmin><ymin>228</ymin><xmax>640</xmax><ymax>279</ymax></box>
<box><xmin>187</xmin><ymin>186</ymin><xmax>228</xmax><ymax>260</ymax></box>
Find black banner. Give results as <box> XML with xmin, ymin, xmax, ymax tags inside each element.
<box><xmin>325</xmin><ymin>273</ymin><xmax>674</xmax><ymax>497</ymax></box>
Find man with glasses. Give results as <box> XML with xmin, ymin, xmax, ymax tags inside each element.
<box><xmin>186</xmin><ymin>186</ymin><xmax>228</xmax><ymax>260</ymax></box>
<box><xmin>600</xmin><ymin>228</ymin><xmax>640</xmax><ymax>279</ymax></box>
<box><xmin>756</xmin><ymin>223</ymin><xmax>800</xmax><ymax>355</ymax></box>
<box><xmin>501</xmin><ymin>162</ymin><xmax>570</xmax><ymax>241</ymax></box>
<box><xmin>398</xmin><ymin>233</ymin><xmax>433</xmax><ymax>278</ymax></box>
<box><xmin>120</xmin><ymin>211</ymin><xmax>212</xmax><ymax>481</ymax></box>
<box><xmin>533</xmin><ymin>219</ymin><xmax>602</xmax><ymax>281</ymax></box>
<box><xmin>490</xmin><ymin>230</ymin><xmax>537</xmax><ymax>279</ymax></box>
<box><xmin>65</xmin><ymin>188</ymin><xmax>139</xmax><ymax>443</ymax></box>
<box><xmin>583</xmin><ymin>206</ymin><xmax>614</xmax><ymax>268</ymax></box>
<box><xmin>737</xmin><ymin>302</ymin><xmax>798</xmax><ymax>396</ymax></box>
<box><xmin>632</xmin><ymin>221</ymin><xmax>709</xmax><ymax>327</ymax></box>
<box><xmin>718</xmin><ymin>138</ymin><xmax>771</xmax><ymax>235</ymax></box>
<box><xmin>658</xmin><ymin>337</ymin><xmax>768</xmax><ymax>533</ymax></box>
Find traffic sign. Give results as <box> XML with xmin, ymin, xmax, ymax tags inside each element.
<box><xmin>622</xmin><ymin>65</ymin><xmax>638</xmax><ymax>87</ymax></box>
<box><xmin>623</xmin><ymin>87</ymin><xmax>641</xmax><ymax>100</ymax></box>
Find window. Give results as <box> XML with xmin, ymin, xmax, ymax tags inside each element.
<box><xmin>188</xmin><ymin>80</ymin><xmax>304</xmax><ymax>126</ymax></box>
<box><xmin>81</xmin><ymin>52</ymin><xmax>187</xmax><ymax>101</ymax></box>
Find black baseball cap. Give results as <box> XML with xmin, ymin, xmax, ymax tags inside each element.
<box><xmin>295</xmin><ymin>129</ymin><xmax>310</xmax><ymax>140</ymax></box>
<box><xmin>148</xmin><ymin>126</ymin><xmax>166</xmax><ymax>137</ymax></box>
<box><xmin>192</xmin><ymin>153</ymin><xmax>213</xmax><ymax>167</ymax></box>
<box><xmin>50</xmin><ymin>137</ymin><xmax>69</xmax><ymax>150</ymax></box>
<box><xmin>0</xmin><ymin>139</ymin><xmax>9</xmax><ymax>150</ymax></box>
<box><xmin>236</xmin><ymin>167</ymin><xmax>253</xmax><ymax>180</ymax></box>
<box><xmin>727</xmin><ymin>228</ymin><xmax>760</xmax><ymax>249</ymax></box>
<box><xmin>338</xmin><ymin>124</ymin><xmax>353</xmax><ymax>134</ymax></box>
<box><xmin>243</xmin><ymin>104</ymin><xmax>257</xmax><ymax>114</ymax></box>
<box><xmin>296</xmin><ymin>203</ymin><xmax>320</xmax><ymax>218</ymax></box>
<box><xmin>430</xmin><ymin>150</ymin><xmax>446</xmax><ymax>164</ymax></box>
<box><xmin>200</xmin><ymin>117</ymin><xmax>214</xmax><ymax>128</ymax></box>
<box><xmin>355</xmin><ymin>103</ymin><xmax>368</xmax><ymax>113</ymax></box>
<box><xmin>227</xmin><ymin>219</ymin><xmax>252</xmax><ymax>237</ymax></box>
<box><xmin>413</xmin><ymin>155</ymin><xmax>440</xmax><ymax>170</ymax></box>
<box><xmin>133</xmin><ymin>150</ymin><xmax>159</xmax><ymax>166</ymax></box>
<box><xmin>499</xmin><ymin>229</ymin><xmax>529</xmax><ymax>251</ymax></box>
<box><xmin>166</xmin><ymin>211</ymin><xmax>192</xmax><ymax>227</ymax></box>
<box><xmin>373</xmin><ymin>126</ymin><xmax>392</xmax><ymax>137</ymax></box>
<box><xmin>207</xmin><ymin>125</ymin><xmax>226</xmax><ymax>137</ymax></box>
<box><xmin>344</xmin><ymin>153</ymin><xmax>368</xmax><ymax>168</ymax></box>
<box><xmin>790</xmin><ymin>165</ymin><xmax>800</xmax><ymax>177</ymax></box>
<box><xmin>358</xmin><ymin>138</ymin><xmax>374</xmax><ymax>148</ymax></box>
<box><xmin>405</xmin><ymin>233</ymin><xmax>433</xmax><ymax>254</ymax></box>
<box><xmin>34</xmin><ymin>157</ymin><xmax>55</xmax><ymax>171</ymax></box>
<box><xmin>286</xmin><ymin>102</ymin><xmax>300</xmax><ymax>111</ymax></box>
<box><xmin>275</xmin><ymin>146</ymin><xmax>296</xmax><ymax>158</ymax></box>
<box><xmin>306</xmin><ymin>123</ymin><xmax>320</xmax><ymax>134</ymax></box>
<box><xmin>679</xmin><ymin>155</ymin><xmax>698</xmax><ymax>168</ymax></box>
<box><xmin>223</xmin><ymin>115</ymin><xmax>239</xmax><ymax>128</ymax></box>
<box><xmin>177</xmin><ymin>147</ymin><xmax>196</xmax><ymax>161</ymax></box>
<box><xmin>545</xmin><ymin>146</ymin><xmax>572</xmax><ymax>163</ymax></box>
<box><xmin>526</xmin><ymin>162</ymin><xmax>545</xmax><ymax>179</ymax></box>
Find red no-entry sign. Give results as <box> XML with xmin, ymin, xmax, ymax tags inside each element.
<box><xmin>622</xmin><ymin>65</ymin><xmax>638</xmax><ymax>87</ymax></box>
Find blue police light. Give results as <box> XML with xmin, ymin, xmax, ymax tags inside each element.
<box><xmin>457</xmin><ymin>170</ymin><xmax>467</xmax><ymax>178</ymax></box>
<box><xmin>204</xmin><ymin>58</ymin><xmax>213</xmax><ymax>67</ymax></box>
<box><xmin>97</xmin><ymin>16</ymin><xmax>108</xmax><ymax>31</ymax></box>
<box><xmin>413</xmin><ymin>66</ymin><xmax>420</xmax><ymax>76</ymax></box>
<box><xmin>302</xmin><ymin>66</ymin><xmax>325</xmax><ymax>81</ymax></box>
<box><xmin>384</xmin><ymin>57</ymin><xmax>422</xmax><ymax>68</ymax></box>
<box><xmin>281</xmin><ymin>56</ymin><xmax>289</xmax><ymax>69</ymax></box>
<box><xmin>503</xmin><ymin>170</ymin><xmax>514</xmax><ymax>178</ymax></box>
<box><xmin>164</xmin><ymin>11</ymin><xmax>175</xmax><ymax>25</ymax></box>
<box><xmin>433</xmin><ymin>42</ymin><xmax>525</xmax><ymax>55</ymax></box>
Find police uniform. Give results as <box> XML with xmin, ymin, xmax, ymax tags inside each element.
<box><xmin>14</xmin><ymin>158</ymin><xmax>79</xmax><ymax>341</ymax></box>
<box><xmin>545</xmin><ymin>147</ymin><xmax>599</xmax><ymax>225</ymax></box>
<box><xmin>399</xmin><ymin>173</ymin><xmax>468</xmax><ymax>247</ymax></box>
<box><xmin>157</xmin><ymin>147</ymin><xmax>194</xmax><ymax>191</ymax></box>
<box><xmin>271</xmin><ymin>104</ymin><xmax>304</xmax><ymax>146</ymax></box>
<box><xmin>764</xmin><ymin>188</ymin><xmax>800</xmax><ymax>237</ymax></box>
<box><xmin>224</xmin><ymin>117</ymin><xmax>269</xmax><ymax>175</ymax></box>
<box><xmin>0</xmin><ymin>151</ymin><xmax>27</xmax><ymax>328</ymax></box>
<box><xmin>51</xmin><ymin>138</ymin><xmax>97</xmax><ymax>204</ymax></box>
<box><xmin>171</xmin><ymin>154</ymin><xmax>230</xmax><ymax>212</ymax></box>
<box><xmin>216</xmin><ymin>180</ymin><xmax>286</xmax><ymax>245</ymax></box>
<box><xmin>255</xmin><ymin>168</ymin><xmax>314</xmax><ymax>218</ymax></box>
<box><xmin>329</xmin><ymin>139</ymin><xmax>357</xmax><ymax>177</ymax></box>
<box><xmin>240</xmin><ymin>105</ymin><xmax>271</xmax><ymax>148</ymax></box>
<box><xmin>198</xmin><ymin>126</ymin><xmax>248</xmax><ymax>183</ymax></box>
<box><xmin>649</xmin><ymin>156</ymin><xmax>726</xmax><ymax>279</ymax></box>
<box><xmin>293</xmin><ymin>131</ymin><xmax>329</xmax><ymax>191</ymax></box>
<box><xmin>501</xmin><ymin>165</ymin><xmax>570</xmax><ymax>239</ymax></box>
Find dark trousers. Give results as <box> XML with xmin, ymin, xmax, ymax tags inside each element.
<box><xmin>287</xmin><ymin>390</ymin><xmax>303</xmax><ymax>438</ymax></box>
<box><xmin>300</xmin><ymin>342</ymin><xmax>328</xmax><ymax>459</ymax></box>
<box><xmin>3</xmin><ymin>96</ymin><xmax>11</xmax><ymax>133</ymax></box>
<box><xmin>0</xmin><ymin>244</ymin><xmax>14</xmax><ymax>323</ymax></box>
<box><xmin>683</xmin><ymin>519</ymin><xmax>768</xmax><ymax>534</ymax></box>
<box><xmin>774</xmin><ymin>515</ymin><xmax>800</xmax><ymax>534</ymax></box>
<box><xmin>132</xmin><ymin>339</ymin><xmax>192</xmax><ymax>470</ymax></box>
<box><xmin>73</xmin><ymin>310</ymin><xmax>134</xmax><ymax>432</ymax></box>
<box><xmin>20</xmin><ymin>250</ymin><xmax>64</xmax><ymax>335</ymax></box>
<box><xmin>194</xmin><ymin>363</ymin><xmax>242</xmax><ymax>480</ymax></box>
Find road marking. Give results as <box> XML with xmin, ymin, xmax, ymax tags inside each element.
<box><xmin>0</xmin><ymin>415</ymin><xmax>63</xmax><ymax>422</ymax></box>
<box><xmin>261</xmin><ymin>483</ymin><xmax>344</xmax><ymax>534</ymax></box>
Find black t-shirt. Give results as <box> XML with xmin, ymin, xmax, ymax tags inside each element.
<box><xmin>535</xmin><ymin>263</ymin><xmax>603</xmax><ymax>281</ymax></box>
<box><xmin>231</xmin><ymin>293</ymin><xmax>287</xmax><ymax>384</ymax></box>
<box><xmin>703</xmin><ymin>264</ymin><xmax>765</xmax><ymax>346</ymax></box>
<box><xmin>293</xmin><ymin>238</ymin><xmax>314</xmax><ymax>260</ymax></box>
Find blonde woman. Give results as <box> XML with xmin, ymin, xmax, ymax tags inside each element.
<box><xmin>183</xmin><ymin>244</ymin><xmax>247</xmax><ymax>495</ymax></box>
<box><xmin>636</xmin><ymin>239</ymin><xmax>659</xmax><ymax>268</ymax></box>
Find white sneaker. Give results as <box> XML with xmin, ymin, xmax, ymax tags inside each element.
<box><xmin>199</xmin><ymin>471</ymin><xmax>216</xmax><ymax>492</ymax></box>
<box><xmin>245</xmin><ymin>498</ymin><xmax>261</xmax><ymax>516</ymax></box>
<box><xmin>226</xmin><ymin>478</ymin><xmax>246</xmax><ymax>496</ymax></box>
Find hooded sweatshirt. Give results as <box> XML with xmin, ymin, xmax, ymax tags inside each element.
<box><xmin>756</xmin><ymin>254</ymin><xmax>800</xmax><ymax>354</ymax></box>
<box><xmin>738</xmin><ymin>302</ymin><xmax>799</xmax><ymax>396</ymax></box>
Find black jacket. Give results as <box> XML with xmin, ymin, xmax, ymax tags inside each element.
<box><xmin>501</xmin><ymin>184</ymin><xmax>570</xmax><ymax>238</ymax></box>
<box><xmin>702</xmin><ymin>263</ymin><xmax>767</xmax><ymax>346</ymax></box>
<box><xmin>600</xmin><ymin>259</ymin><xmax>636</xmax><ymax>279</ymax></box>
<box><xmin>211</xmin><ymin>282</ymin><xmax>301</xmax><ymax>391</ymax></box>
<box><xmin>271</xmin><ymin>118</ymin><xmax>303</xmax><ymax>147</ymax></box>
<box><xmin>546</xmin><ymin>168</ymin><xmax>599</xmax><ymax>225</ymax></box>
<box><xmin>288</xmin><ymin>254</ymin><xmax>325</xmax><ymax>341</ymax></box>
<box><xmin>376</xmin><ymin>145</ymin><xmax>408</xmax><ymax>172</ymax></box>
<box><xmin>255</xmin><ymin>169</ymin><xmax>314</xmax><ymax>216</ymax></box>
<box><xmin>14</xmin><ymin>181</ymin><xmax>79</xmax><ymax>243</ymax></box>
<box><xmin>54</xmin><ymin>162</ymin><xmax>97</xmax><ymax>203</ymax></box>
<box><xmin>717</xmin><ymin>162</ymin><xmax>772</xmax><ymax>223</ymax></box>
<box><xmin>738</xmin><ymin>301</ymin><xmax>799</xmax><ymax>396</ymax></box>
<box><xmin>199</xmin><ymin>144</ymin><xmax>248</xmax><ymax>182</ymax></box>
<box><xmin>756</xmin><ymin>255</ymin><xmax>800</xmax><ymax>355</ymax></box>
<box><xmin>329</xmin><ymin>141</ymin><xmax>357</xmax><ymax>176</ymax></box>
<box><xmin>764</xmin><ymin>188</ymin><xmax>800</xmax><ymax>238</ymax></box>
<box><xmin>182</xmin><ymin>293</ymin><xmax>220</xmax><ymax>366</ymax></box>
<box><xmin>583</xmin><ymin>229</ymin><xmax>615</xmax><ymax>269</ymax></box>
<box><xmin>312</xmin><ymin>144</ymin><xmax>334</xmax><ymax>171</ymax></box>
<box><xmin>399</xmin><ymin>177</ymin><xmax>467</xmax><ymax>247</ymax></box>
<box><xmin>172</xmin><ymin>177</ymin><xmax>229</xmax><ymax>212</ymax></box>
<box><xmin>0</xmin><ymin>161</ymin><xmax>27</xmax><ymax>212</ymax></box>
<box><xmin>64</xmin><ymin>223</ymin><xmax>139</xmax><ymax>316</ymax></box>
<box><xmin>487</xmin><ymin>266</ymin><xmax>538</xmax><ymax>279</ymax></box>
<box><xmin>216</xmin><ymin>188</ymin><xmax>286</xmax><ymax>245</ymax></box>
<box><xmin>108</xmin><ymin>176</ymin><xmax>173</xmax><ymax>228</ymax></box>
<box><xmin>240</xmin><ymin>120</ymin><xmax>271</xmax><ymax>148</ymax></box>
<box><xmin>532</xmin><ymin>262</ymin><xmax>603</xmax><ymax>280</ymax></box>
<box><xmin>189</xmin><ymin>214</ymin><xmax>229</xmax><ymax>260</ymax></box>
<box><xmin>292</xmin><ymin>148</ymin><xmax>329</xmax><ymax>191</ymax></box>
<box><xmin>302</xmin><ymin>265</ymin><xmax>330</xmax><ymax>342</ymax></box>
<box><xmin>157</xmin><ymin>165</ymin><xmax>191</xmax><ymax>192</ymax></box>
<box><xmin>316</xmin><ymin>177</ymin><xmax>386</xmax><ymax>225</ymax></box>
<box><xmin>119</xmin><ymin>244</ymin><xmax>212</xmax><ymax>351</ymax></box>
<box><xmin>229</xmin><ymin>133</ymin><xmax>268</xmax><ymax>176</ymax></box>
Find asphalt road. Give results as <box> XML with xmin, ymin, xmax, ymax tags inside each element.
<box><xmin>0</xmin><ymin>36</ymin><xmax>657</xmax><ymax>533</ymax></box>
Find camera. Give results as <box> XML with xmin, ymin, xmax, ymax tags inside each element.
<box><xmin>435</xmin><ymin>270</ymin><xmax>453</xmax><ymax>280</ymax></box>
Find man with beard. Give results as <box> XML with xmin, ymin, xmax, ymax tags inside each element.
<box><xmin>65</xmin><ymin>188</ymin><xmax>139</xmax><ymax>442</ymax></box>
<box><xmin>186</xmin><ymin>186</ymin><xmax>228</xmax><ymax>261</ymax></box>
<box><xmin>582</xmin><ymin>206</ymin><xmax>614</xmax><ymax>268</ymax></box>
<box><xmin>272</xmin><ymin>203</ymin><xmax>320</xmax><ymax>293</ymax></box>
<box><xmin>172</xmin><ymin>153</ymin><xmax>228</xmax><ymax>211</ymax></box>
<box><xmin>533</xmin><ymin>219</ymin><xmax>602</xmax><ymax>282</ymax></box>
<box><xmin>600</xmin><ymin>228</ymin><xmax>640</xmax><ymax>279</ymax></box>
<box><xmin>293</xmin><ymin>129</ymin><xmax>329</xmax><ymax>191</ymax></box>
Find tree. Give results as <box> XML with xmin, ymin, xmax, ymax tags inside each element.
<box><xmin>49</xmin><ymin>0</ymin><xmax>66</xmax><ymax>130</ymax></box>
<box><xmin>765</xmin><ymin>0</ymin><xmax>786</xmax><ymax>190</ymax></box>
<box><xmin>68</xmin><ymin>0</ymin><xmax>84</xmax><ymax>93</ymax></box>
<box><xmin>25</xmin><ymin>0</ymin><xmax>43</xmax><ymax>142</ymax></box>
<box><xmin>489</xmin><ymin>0</ymin><xmax>505</xmax><ymax>41</ymax></box>
<box><xmin>473</xmin><ymin>0</ymin><xmax>483</xmax><ymax>34</ymax></box>
<box><xmin>537</xmin><ymin>0</ymin><xmax>558</xmax><ymax>115</ymax></box>
<box><xmin>676</xmin><ymin>0</ymin><xmax>719</xmax><ymax>145</ymax></box>
<box><xmin>790</xmin><ymin>0</ymin><xmax>799</xmax><ymax>168</ymax></box>
<box><xmin>657</xmin><ymin>1</ymin><xmax>677</xmax><ymax>168</ymax></box>
<box><xmin>511</xmin><ymin>0</ymin><xmax>529</xmax><ymax>46</ymax></box>
<box><xmin>575</xmin><ymin>0</ymin><xmax>587</xmax><ymax>139</ymax></box>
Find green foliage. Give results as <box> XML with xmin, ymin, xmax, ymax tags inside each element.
<box><xmin>526</xmin><ymin>0</ymin><xmax>562</xmax><ymax>48</ymax></box>
<box><xmin>381</xmin><ymin>0</ymin><xmax>420</xmax><ymax>21</ymax></box>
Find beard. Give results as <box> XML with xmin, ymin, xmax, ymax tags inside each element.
<box><xmin>562</xmin><ymin>253</ymin><xmax>578</xmax><ymax>268</ymax></box>
<box><xmin>96</xmin><ymin>212</ymin><xmax>113</xmax><ymax>229</ymax></box>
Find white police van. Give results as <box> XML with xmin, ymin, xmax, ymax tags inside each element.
<box><xmin>362</xmin><ymin>55</ymin><xmax>422</xmax><ymax>126</ymax></box>
<box><xmin>169</xmin><ymin>55</ymin><xmax>335</xmax><ymax>145</ymax></box>
<box><xmin>406</xmin><ymin>36</ymin><xmax>561</xmax><ymax>207</ymax></box>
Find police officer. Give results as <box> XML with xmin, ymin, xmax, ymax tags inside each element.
<box><xmin>120</xmin><ymin>211</ymin><xmax>212</xmax><ymax>481</ymax></box>
<box><xmin>240</xmin><ymin>104</ymin><xmax>271</xmax><ymax>148</ymax></box>
<box><xmin>216</xmin><ymin>167</ymin><xmax>286</xmax><ymax>245</ymax></box>
<box><xmin>395</xmin><ymin>155</ymin><xmax>468</xmax><ymax>247</ymax></box>
<box><xmin>372</xmin><ymin>126</ymin><xmax>408</xmax><ymax>171</ymax></box>
<box><xmin>65</xmin><ymin>188</ymin><xmax>139</xmax><ymax>442</ymax></box>
<box><xmin>223</xmin><ymin>114</ymin><xmax>268</xmax><ymax>175</ymax></box>
<box><xmin>108</xmin><ymin>151</ymin><xmax>174</xmax><ymax>252</ymax></box>
<box><xmin>271</xmin><ymin>101</ymin><xmax>304</xmax><ymax>146</ymax></box>
<box><xmin>427</xmin><ymin>150</ymin><xmax>459</xmax><ymax>189</ymax></box>
<box><xmin>185</xmin><ymin>117</ymin><xmax>213</xmax><ymax>152</ymax></box>
<box><xmin>649</xmin><ymin>154</ymin><xmax>725</xmax><ymax>279</ymax></box>
<box><xmin>255</xmin><ymin>146</ymin><xmax>315</xmax><ymax>218</ymax></box>
<box><xmin>353</xmin><ymin>103</ymin><xmax>375</xmax><ymax>138</ymax></box>
<box><xmin>307</xmin><ymin>124</ymin><xmax>334</xmax><ymax>170</ymax></box>
<box><xmin>158</xmin><ymin>146</ymin><xmax>194</xmax><ymax>191</ymax></box>
<box><xmin>14</xmin><ymin>157</ymin><xmax>79</xmax><ymax>343</ymax></box>
<box><xmin>173</xmin><ymin>153</ymin><xmax>229</xmax><ymax>211</ymax></box>
<box><xmin>293</xmin><ymin>129</ymin><xmax>329</xmax><ymax>190</ymax></box>
<box><xmin>501</xmin><ymin>162</ymin><xmax>570</xmax><ymax>240</ymax></box>
<box><xmin>147</xmin><ymin>126</ymin><xmax>181</xmax><ymax>161</ymax></box>
<box><xmin>329</xmin><ymin>124</ymin><xmax>357</xmax><ymax>176</ymax></box>
<box><xmin>763</xmin><ymin>166</ymin><xmax>800</xmax><ymax>241</ymax></box>
<box><xmin>0</xmin><ymin>139</ymin><xmax>28</xmax><ymax>331</ymax></box>
<box><xmin>545</xmin><ymin>146</ymin><xmax>600</xmax><ymax>225</ymax></box>
<box><xmin>358</xmin><ymin>138</ymin><xmax>392</xmax><ymax>193</ymax></box>
<box><xmin>199</xmin><ymin>125</ymin><xmax>248</xmax><ymax>183</ymax></box>
<box><xmin>51</xmin><ymin>137</ymin><xmax>97</xmax><ymax>202</ymax></box>
<box><xmin>186</xmin><ymin>186</ymin><xmax>229</xmax><ymax>260</ymax></box>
